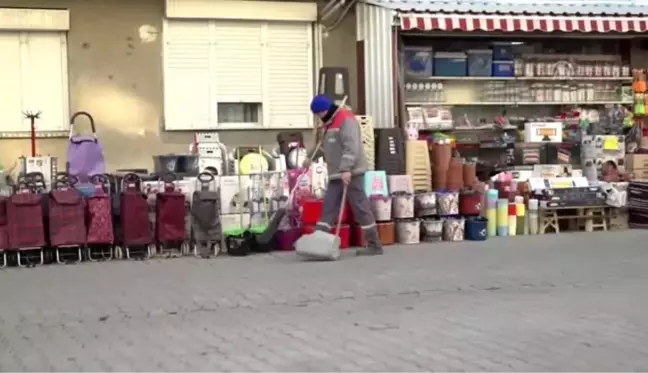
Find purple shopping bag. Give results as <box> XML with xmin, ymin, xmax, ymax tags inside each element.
<box><xmin>67</xmin><ymin>112</ymin><xmax>106</xmax><ymax>181</ymax></box>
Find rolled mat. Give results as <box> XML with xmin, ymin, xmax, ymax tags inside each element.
<box><xmin>516</xmin><ymin>216</ymin><xmax>525</xmax><ymax>235</ymax></box>
<box><xmin>508</xmin><ymin>215</ymin><xmax>517</xmax><ymax>236</ymax></box>
<box><xmin>528</xmin><ymin>199</ymin><xmax>539</xmax><ymax>211</ymax></box>
<box><xmin>516</xmin><ymin>203</ymin><xmax>526</xmax><ymax>216</ymax></box>
<box><xmin>486</xmin><ymin>208</ymin><xmax>497</xmax><ymax>237</ymax></box>
<box><xmin>496</xmin><ymin>199</ymin><xmax>509</xmax><ymax>236</ymax></box>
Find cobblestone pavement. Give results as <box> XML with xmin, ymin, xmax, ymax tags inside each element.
<box><xmin>1</xmin><ymin>231</ymin><xmax>648</xmax><ymax>372</ymax></box>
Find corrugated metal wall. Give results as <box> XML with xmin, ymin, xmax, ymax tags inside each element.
<box><xmin>357</xmin><ymin>3</ymin><xmax>395</xmax><ymax>129</ymax></box>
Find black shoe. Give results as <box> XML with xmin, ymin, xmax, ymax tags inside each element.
<box><xmin>356</xmin><ymin>247</ymin><xmax>384</xmax><ymax>256</ymax></box>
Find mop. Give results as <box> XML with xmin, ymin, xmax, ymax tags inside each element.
<box><xmin>295</xmin><ymin>184</ymin><xmax>347</xmax><ymax>261</ymax></box>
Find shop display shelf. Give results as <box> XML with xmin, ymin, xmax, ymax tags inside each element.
<box><xmin>406</xmin><ymin>100</ymin><xmax>633</xmax><ymax>106</ymax></box>
<box><xmin>407</xmin><ymin>76</ymin><xmax>633</xmax><ymax>82</ymax></box>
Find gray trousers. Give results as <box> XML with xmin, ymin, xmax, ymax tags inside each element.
<box><xmin>315</xmin><ymin>176</ymin><xmax>382</xmax><ymax>249</ymax></box>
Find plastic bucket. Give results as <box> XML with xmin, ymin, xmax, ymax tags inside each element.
<box><xmin>466</xmin><ymin>217</ymin><xmax>488</xmax><ymax>241</ymax></box>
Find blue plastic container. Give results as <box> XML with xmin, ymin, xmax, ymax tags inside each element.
<box><xmin>492</xmin><ymin>61</ymin><xmax>515</xmax><ymax>77</ymax></box>
<box><xmin>404</xmin><ymin>47</ymin><xmax>434</xmax><ymax>77</ymax></box>
<box><xmin>467</xmin><ymin>49</ymin><xmax>493</xmax><ymax>77</ymax></box>
<box><xmin>492</xmin><ymin>44</ymin><xmax>514</xmax><ymax>60</ymax></box>
<box><xmin>466</xmin><ymin>217</ymin><xmax>488</xmax><ymax>241</ymax></box>
<box><xmin>434</xmin><ymin>52</ymin><xmax>467</xmax><ymax>77</ymax></box>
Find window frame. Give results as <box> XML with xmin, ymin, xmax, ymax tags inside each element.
<box><xmin>162</xmin><ymin>17</ymin><xmax>320</xmax><ymax>131</ymax></box>
<box><xmin>0</xmin><ymin>8</ymin><xmax>70</xmax><ymax>139</ymax></box>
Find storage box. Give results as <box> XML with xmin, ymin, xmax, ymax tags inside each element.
<box><xmin>524</xmin><ymin>122</ymin><xmax>563</xmax><ymax>143</ymax></box>
<box><xmin>467</xmin><ymin>49</ymin><xmax>493</xmax><ymax>77</ymax></box>
<box><xmin>626</xmin><ymin>154</ymin><xmax>648</xmax><ymax>170</ymax></box>
<box><xmin>404</xmin><ymin>47</ymin><xmax>433</xmax><ymax>77</ymax></box>
<box><xmin>491</xmin><ymin>44</ymin><xmax>514</xmax><ymax>60</ymax></box>
<box><xmin>492</xmin><ymin>60</ymin><xmax>515</xmax><ymax>77</ymax></box>
<box><xmin>433</xmin><ymin>52</ymin><xmax>467</xmax><ymax>77</ymax></box>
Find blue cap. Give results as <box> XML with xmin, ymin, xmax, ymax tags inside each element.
<box><xmin>310</xmin><ymin>95</ymin><xmax>333</xmax><ymax>114</ymax></box>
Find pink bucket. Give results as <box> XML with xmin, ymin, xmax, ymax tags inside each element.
<box><xmin>276</xmin><ymin>228</ymin><xmax>301</xmax><ymax>251</ymax></box>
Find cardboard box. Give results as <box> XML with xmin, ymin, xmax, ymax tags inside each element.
<box><xmin>625</xmin><ymin>154</ymin><xmax>648</xmax><ymax>170</ymax></box>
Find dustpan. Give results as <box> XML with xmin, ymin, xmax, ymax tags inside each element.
<box><xmin>295</xmin><ymin>185</ymin><xmax>347</xmax><ymax>261</ymax></box>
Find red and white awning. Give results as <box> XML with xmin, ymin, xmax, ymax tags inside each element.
<box><xmin>400</xmin><ymin>14</ymin><xmax>648</xmax><ymax>33</ymax></box>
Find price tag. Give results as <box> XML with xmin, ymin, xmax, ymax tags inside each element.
<box><xmin>603</xmin><ymin>137</ymin><xmax>618</xmax><ymax>150</ymax></box>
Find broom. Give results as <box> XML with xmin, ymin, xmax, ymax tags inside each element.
<box><xmin>256</xmin><ymin>96</ymin><xmax>347</xmax><ymax>245</ymax></box>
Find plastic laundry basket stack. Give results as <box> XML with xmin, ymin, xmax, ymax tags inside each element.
<box><xmin>405</xmin><ymin>140</ymin><xmax>432</xmax><ymax>192</ymax></box>
<box><xmin>356</xmin><ymin>115</ymin><xmax>375</xmax><ymax>171</ymax></box>
<box><xmin>374</xmin><ymin>129</ymin><xmax>405</xmax><ymax>175</ymax></box>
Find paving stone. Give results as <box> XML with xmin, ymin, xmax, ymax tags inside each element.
<box><xmin>0</xmin><ymin>231</ymin><xmax>648</xmax><ymax>371</ymax></box>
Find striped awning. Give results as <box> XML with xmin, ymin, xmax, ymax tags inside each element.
<box><xmin>400</xmin><ymin>14</ymin><xmax>648</xmax><ymax>33</ymax></box>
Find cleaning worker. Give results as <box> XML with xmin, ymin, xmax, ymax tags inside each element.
<box><xmin>305</xmin><ymin>94</ymin><xmax>383</xmax><ymax>256</ymax></box>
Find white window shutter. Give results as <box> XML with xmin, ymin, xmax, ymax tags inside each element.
<box><xmin>0</xmin><ymin>33</ymin><xmax>23</xmax><ymax>132</ymax></box>
<box><xmin>21</xmin><ymin>33</ymin><xmax>69</xmax><ymax>131</ymax></box>
<box><xmin>212</xmin><ymin>21</ymin><xmax>263</xmax><ymax>103</ymax></box>
<box><xmin>163</xmin><ymin>20</ymin><xmax>212</xmax><ymax>130</ymax></box>
<box><xmin>265</xmin><ymin>22</ymin><xmax>313</xmax><ymax>128</ymax></box>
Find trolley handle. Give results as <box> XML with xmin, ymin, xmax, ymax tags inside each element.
<box><xmin>26</xmin><ymin>172</ymin><xmax>47</xmax><ymax>190</ymax></box>
<box><xmin>197</xmin><ymin>172</ymin><xmax>215</xmax><ymax>182</ymax></box>
<box><xmin>122</xmin><ymin>173</ymin><xmax>141</xmax><ymax>190</ymax></box>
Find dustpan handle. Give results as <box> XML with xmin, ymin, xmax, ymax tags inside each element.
<box><xmin>335</xmin><ymin>185</ymin><xmax>348</xmax><ymax>238</ymax></box>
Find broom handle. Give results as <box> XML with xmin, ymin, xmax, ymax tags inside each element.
<box><xmin>335</xmin><ymin>184</ymin><xmax>348</xmax><ymax>238</ymax></box>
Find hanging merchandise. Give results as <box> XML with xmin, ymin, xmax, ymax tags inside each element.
<box><xmin>190</xmin><ymin>172</ymin><xmax>221</xmax><ymax>257</ymax></box>
<box><xmin>20</xmin><ymin>156</ymin><xmax>58</xmax><ymax>192</ymax></box>
<box><xmin>238</xmin><ymin>152</ymin><xmax>270</xmax><ymax>175</ymax></box>
<box><xmin>120</xmin><ymin>173</ymin><xmax>153</xmax><ymax>259</ymax></box>
<box><xmin>48</xmin><ymin>173</ymin><xmax>86</xmax><ymax>264</ymax></box>
<box><xmin>155</xmin><ymin>173</ymin><xmax>187</xmax><ymax>257</ymax></box>
<box><xmin>85</xmin><ymin>174</ymin><xmax>114</xmax><ymax>261</ymax></box>
<box><xmin>465</xmin><ymin>217</ymin><xmax>488</xmax><ymax>241</ymax></box>
<box><xmin>311</xmin><ymin>161</ymin><xmax>328</xmax><ymax>198</ymax></box>
<box><xmin>8</xmin><ymin>173</ymin><xmax>47</xmax><ymax>267</ymax></box>
<box><xmin>67</xmin><ymin>112</ymin><xmax>107</xmax><ymax>180</ymax></box>
<box><xmin>420</xmin><ymin>218</ymin><xmax>443</xmax><ymax>242</ymax></box>
<box><xmin>220</xmin><ymin>175</ymin><xmax>251</xmax><ymax>214</ymax></box>
<box><xmin>406</xmin><ymin>140</ymin><xmax>432</xmax><ymax>192</ymax></box>
<box><xmin>392</xmin><ymin>192</ymin><xmax>415</xmax><ymax>219</ymax></box>
<box><xmin>396</xmin><ymin>219</ymin><xmax>420</xmax><ymax>244</ymax></box>
<box><xmin>374</xmin><ymin>129</ymin><xmax>406</xmax><ymax>175</ymax></box>
<box><xmin>364</xmin><ymin>170</ymin><xmax>388</xmax><ymax>197</ymax></box>
<box><xmin>414</xmin><ymin>191</ymin><xmax>437</xmax><ymax>217</ymax></box>
<box><xmin>357</xmin><ymin>116</ymin><xmax>376</xmax><ymax>170</ymax></box>
<box><xmin>633</xmin><ymin>69</ymin><xmax>646</xmax><ymax>115</ymax></box>
<box><xmin>276</xmin><ymin>132</ymin><xmax>305</xmax><ymax>170</ymax></box>
<box><xmin>153</xmin><ymin>154</ymin><xmax>199</xmax><ymax>176</ymax></box>
<box><xmin>442</xmin><ymin>218</ymin><xmax>465</xmax><ymax>242</ymax></box>
<box><xmin>197</xmin><ymin>143</ymin><xmax>227</xmax><ymax>176</ymax></box>
<box><xmin>437</xmin><ymin>191</ymin><xmax>459</xmax><ymax>216</ymax></box>
<box><xmin>370</xmin><ymin>195</ymin><xmax>392</xmax><ymax>222</ymax></box>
